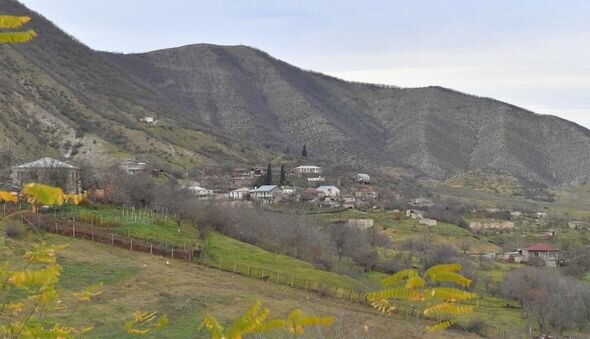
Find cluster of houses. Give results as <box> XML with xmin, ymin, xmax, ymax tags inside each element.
<box><xmin>502</xmin><ymin>243</ymin><xmax>561</xmax><ymax>268</ymax></box>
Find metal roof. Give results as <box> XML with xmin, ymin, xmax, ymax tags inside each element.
<box><xmin>13</xmin><ymin>157</ymin><xmax>78</xmax><ymax>169</ymax></box>
<box><xmin>250</xmin><ymin>185</ymin><xmax>278</xmax><ymax>192</ymax></box>
<box><xmin>526</xmin><ymin>243</ymin><xmax>558</xmax><ymax>252</ymax></box>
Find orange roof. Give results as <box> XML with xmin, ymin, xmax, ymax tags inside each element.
<box><xmin>526</xmin><ymin>243</ymin><xmax>558</xmax><ymax>252</ymax></box>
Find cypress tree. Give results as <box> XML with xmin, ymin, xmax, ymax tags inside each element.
<box><xmin>302</xmin><ymin>144</ymin><xmax>307</xmax><ymax>157</ymax></box>
<box><xmin>264</xmin><ymin>162</ymin><xmax>272</xmax><ymax>185</ymax></box>
<box><xmin>279</xmin><ymin>164</ymin><xmax>287</xmax><ymax>185</ymax></box>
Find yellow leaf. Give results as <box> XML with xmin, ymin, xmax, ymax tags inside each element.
<box><xmin>0</xmin><ymin>191</ymin><xmax>18</xmax><ymax>203</ymax></box>
<box><xmin>21</xmin><ymin>183</ymin><xmax>65</xmax><ymax>207</ymax></box>
<box><xmin>0</xmin><ymin>15</ymin><xmax>31</xmax><ymax>28</ymax></box>
<box><xmin>427</xmin><ymin>320</ymin><xmax>455</xmax><ymax>332</ymax></box>
<box><xmin>0</xmin><ymin>30</ymin><xmax>37</xmax><ymax>43</ymax></box>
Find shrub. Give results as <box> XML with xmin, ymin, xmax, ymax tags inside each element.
<box><xmin>4</xmin><ymin>222</ymin><xmax>23</xmax><ymax>238</ymax></box>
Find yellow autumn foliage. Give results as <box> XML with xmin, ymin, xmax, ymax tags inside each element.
<box><xmin>0</xmin><ymin>15</ymin><xmax>31</xmax><ymax>28</ymax></box>
<box><xmin>368</xmin><ymin>263</ymin><xmax>477</xmax><ymax>332</ymax></box>
<box><xmin>0</xmin><ymin>191</ymin><xmax>18</xmax><ymax>203</ymax></box>
<box><xmin>0</xmin><ymin>15</ymin><xmax>37</xmax><ymax>44</ymax></box>
<box><xmin>201</xmin><ymin>300</ymin><xmax>334</xmax><ymax>339</ymax></box>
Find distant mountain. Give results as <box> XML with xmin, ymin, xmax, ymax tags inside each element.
<box><xmin>1</xmin><ymin>0</ymin><xmax>589</xmax><ymax>185</ymax></box>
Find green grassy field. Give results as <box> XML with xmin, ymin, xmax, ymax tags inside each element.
<box><xmin>23</xmin><ymin>203</ymin><xmax>584</xmax><ymax>337</ymax></box>
<box><xmin>1</xmin><ymin>229</ymin><xmax>483</xmax><ymax>338</ymax></box>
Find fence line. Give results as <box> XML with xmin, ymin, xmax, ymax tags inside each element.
<box><xmin>21</xmin><ymin>212</ymin><xmax>512</xmax><ymax>336</ymax></box>
<box><xmin>25</xmin><ymin>213</ymin><xmax>370</xmax><ymax>306</ymax></box>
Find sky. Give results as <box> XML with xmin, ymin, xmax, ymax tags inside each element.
<box><xmin>19</xmin><ymin>0</ymin><xmax>590</xmax><ymax>129</ymax></box>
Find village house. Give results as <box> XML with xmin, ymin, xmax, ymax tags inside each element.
<box><xmin>523</xmin><ymin>243</ymin><xmax>560</xmax><ymax>268</ymax></box>
<box><xmin>300</xmin><ymin>187</ymin><xmax>323</xmax><ymax>202</ymax></box>
<box><xmin>410</xmin><ymin>197</ymin><xmax>434</xmax><ymax>208</ymax></box>
<box><xmin>293</xmin><ymin>165</ymin><xmax>322</xmax><ymax>175</ymax></box>
<box><xmin>307</xmin><ymin>176</ymin><xmax>325</xmax><ymax>187</ymax></box>
<box><xmin>419</xmin><ymin>218</ymin><xmax>438</xmax><ymax>226</ymax></box>
<box><xmin>354</xmin><ymin>186</ymin><xmax>378</xmax><ymax>201</ymax></box>
<box><xmin>568</xmin><ymin>221</ymin><xmax>589</xmax><ymax>230</ymax></box>
<box><xmin>230</xmin><ymin>167</ymin><xmax>265</xmax><ymax>187</ymax></box>
<box><xmin>11</xmin><ymin>157</ymin><xmax>81</xmax><ymax>194</ymax></box>
<box><xmin>342</xmin><ymin>195</ymin><xmax>356</xmax><ymax>209</ymax></box>
<box><xmin>316</xmin><ymin>185</ymin><xmax>340</xmax><ymax>198</ymax></box>
<box><xmin>121</xmin><ymin>159</ymin><xmax>147</xmax><ymax>175</ymax></box>
<box><xmin>406</xmin><ymin>209</ymin><xmax>425</xmax><ymax>219</ymax></box>
<box><xmin>229</xmin><ymin>187</ymin><xmax>250</xmax><ymax>200</ymax></box>
<box><xmin>352</xmin><ymin>173</ymin><xmax>370</xmax><ymax>184</ymax></box>
<box><xmin>249</xmin><ymin>185</ymin><xmax>281</xmax><ymax>204</ymax></box>
<box><xmin>187</xmin><ymin>186</ymin><xmax>214</xmax><ymax>199</ymax></box>
<box><xmin>347</xmin><ymin>219</ymin><xmax>374</xmax><ymax>229</ymax></box>
<box><xmin>138</xmin><ymin>116</ymin><xmax>156</xmax><ymax>124</ymax></box>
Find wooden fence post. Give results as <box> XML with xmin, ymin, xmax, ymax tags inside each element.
<box><xmin>72</xmin><ymin>225</ymin><xmax>75</xmax><ymax>237</ymax></box>
<box><xmin>233</xmin><ymin>263</ymin><xmax>237</xmax><ymax>273</ymax></box>
<box><xmin>150</xmin><ymin>244</ymin><xmax>153</xmax><ymax>255</ymax></box>
<box><xmin>55</xmin><ymin>223</ymin><xmax>58</xmax><ymax>234</ymax></box>
<box><xmin>276</xmin><ymin>272</ymin><xmax>279</xmax><ymax>284</ymax></box>
<box><xmin>91</xmin><ymin>221</ymin><xmax>94</xmax><ymax>241</ymax></box>
<box><xmin>171</xmin><ymin>247</ymin><xmax>174</xmax><ymax>258</ymax></box>
<box><xmin>261</xmin><ymin>269</ymin><xmax>265</xmax><ymax>279</ymax></box>
<box><xmin>111</xmin><ymin>233</ymin><xmax>114</xmax><ymax>245</ymax></box>
<box><xmin>290</xmin><ymin>274</ymin><xmax>294</xmax><ymax>287</ymax></box>
<box><xmin>218</xmin><ymin>258</ymin><xmax>223</xmax><ymax>270</ymax></box>
<box><xmin>130</xmin><ymin>238</ymin><xmax>133</xmax><ymax>251</ymax></box>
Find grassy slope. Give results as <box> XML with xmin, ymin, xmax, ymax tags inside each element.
<box><xmin>1</xmin><ymin>232</ymin><xmax>478</xmax><ymax>339</ymax></box>
<box><xmin>51</xmin><ymin>205</ymin><xmax>540</xmax><ymax>335</ymax></box>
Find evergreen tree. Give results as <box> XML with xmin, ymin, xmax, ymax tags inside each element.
<box><xmin>264</xmin><ymin>162</ymin><xmax>273</xmax><ymax>185</ymax></box>
<box><xmin>302</xmin><ymin>144</ymin><xmax>307</xmax><ymax>157</ymax></box>
<box><xmin>279</xmin><ymin>164</ymin><xmax>287</xmax><ymax>185</ymax></box>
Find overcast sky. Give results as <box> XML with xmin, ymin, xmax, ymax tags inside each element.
<box><xmin>19</xmin><ymin>0</ymin><xmax>590</xmax><ymax>129</ymax></box>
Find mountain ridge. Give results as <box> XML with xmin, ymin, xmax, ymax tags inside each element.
<box><xmin>1</xmin><ymin>0</ymin><xmax>589</xmax><ymax>186</ymax></box>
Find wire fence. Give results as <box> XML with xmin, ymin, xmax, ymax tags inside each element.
<box><xmin>24</xmin><ymin>212</ymin><xmax>370</xmax><ymax>305</ymax></box>
<box><xmin>20</xmin><ymin>211</ymin><xmax>514</xmax><ymax>337</ymax></box>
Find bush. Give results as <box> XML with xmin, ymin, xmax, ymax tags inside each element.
<box><xmin>4</xmin><ymin>222</ymin><xmax>24</xmax><ymax>238</ymax></box>
<box><xmin>458</xmin><ymin>319</ymin><xmax>487</xmax><ymax>336</ymax></box>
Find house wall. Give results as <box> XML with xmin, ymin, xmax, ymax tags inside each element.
<box><xmin>11</xmin><ymin>167</ymin><xmax>81</xmax><ymax>194</ymax></box>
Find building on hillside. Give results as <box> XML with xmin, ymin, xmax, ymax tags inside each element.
<box><xmin>342</xmin><ymin>195</ymin><xmax>357</xmax><ymax>209</ymax></box>
<box><xmin>300</xmin><ymin>188</ymin><xmax>323</xmax><ymax>202</ymax></box>
<box><xmin>280</xmin><ymin>186</ymin><xmax>296</xmax><ymax>196</ymax></box>
<box><xmin>347</xmin><ymin>219</ymin><xmax>374</xmax><ymax>229</ymax></box>
<box><xmin>568</xmin><ymin>221</ymin><xmax>589</xmax><ymax>230</ymax></box>
<box><xmin>419</xmin><ymin>218</ymin><xmax>438</xmax><ymax>226</ymax></box>
<box><xmin>410</xmin><ymin>198</ymin><xmax>434</xmax><ymax>208</ymax></box>
<box><xmin>249</xmin><ymin>185</ymin><xmax>281</xmax><ymax>204</ymax></box>
<box><xmin>230</xmin><ymin>167</ymin><xmax>265</xmax><ymax>187</ymax></box>
<box><xmin>352</xmin><ymin>173</ymin><xmax>370</xmax><ymax>184</ymax></box>
<box><xmin>229</xmin><ymin>187</ymin><xmax>250</xmax><ymax>200</ymax></box>
<box><xmin>187</xmin><ymin>185</ymin><xmax>214</xmax><ymax>199</ymax></box>
<box><xmin>316</xmin><ymin>185</ymin><xmax>340</xmax><ymax>198</ymax></box>
<box><xmin>354</xmin><ymin>186</ymin><xmax>378</xmax><ymax>201</ymax></box>
<box><xmin>307</xmin><ymin>176</ymin><xmax>325</xmax><ymax>187</ymax></box>
<box><xmin>293</xmin><ymin>165</ymin><xmax>322</xmax><ymax>175</ymax></box>
<box><xmin>121</xmin><ymin>159</ymin><xmax>147</xmax><ymax>175</ymax></box>
<box><xmin>11</xmin><ymin>157</ymin><xmax>81</xmax><ymax>194</ymax></box>
<box><xmin>523</xmin><ymin>243</ymin><xmax>560</xmax><ymax>267</ymax></box>
<box><xmin>138</xmin><ymin>116</ymin><xmax>156</xmax><ymax>124</ymax></box>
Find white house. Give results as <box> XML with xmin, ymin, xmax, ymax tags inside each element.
<box><xmin>187</xmin><ymin>185</ymin><xmax>214</xmax><ymax>199</ymax></box>
<box><xmin>294</xmin><ymin>165</ymin><xmax>322</xmax><ymax>175</ymax></box>
<box><xmin>317</xmin><ymin>185</ymin><xmax>340</xmax><ymax>198</ymax></box>
<box><xmin>352</xmin><ymin>173</ymin><xmax>370</xmax><ymax>184</ymax></box>
<box><xmin>229</xmin><ymin>187</ymin><xmax>250</xmax><ymax>200</ymax></box>
<box><xmin>249</xmin><ymin>185</ymin><xmax>281</xmax><ymax>204</ymax></box>
<box><xmin>121</xmin><ymin>159</ymin><xmax>147</xmax><ymax>175</ymax></box>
